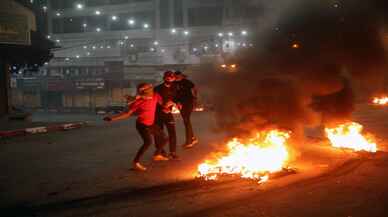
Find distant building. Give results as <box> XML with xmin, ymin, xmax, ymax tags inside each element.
<box><xmin>11</xmin><ymin>0</ymin><xmax>260</xmax><ymax>112</ymax></box>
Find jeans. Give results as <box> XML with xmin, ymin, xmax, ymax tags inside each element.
<box><xmin>134</xmin><ymin>122</ymin><xmax>166</xmax><ymax>163</ymax></box>
<box><xmin>180</xmin><ymin>102</ymin><xmax>194</xmax><ymax>144</ymax></box>
<box><xmin>156</xmin><ymin>112</ymin><xmax>177</xmax><ymax>153</ymax></box>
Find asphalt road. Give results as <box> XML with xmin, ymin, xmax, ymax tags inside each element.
<box><xmin>1</xmin><ymin>104</ymin><xmax>388</xmax><ymax>217</ymax></box>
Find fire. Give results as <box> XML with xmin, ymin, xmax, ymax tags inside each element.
<box><xmin>372</xmin><ymin>96</ymin><xmax>388</xmax><ymax>105</ymax></box>
<box><xmin>171</xmin><ymin>105</ymin><xmax>180</xmax><ymax>114</ymax></box>
<box><xmin>197</xmin><ymin>130</ymin><xmax>290</xmax><ymax>183</ymax></box>
<box><xmin>325</xmin><ymin>122</ymin><xmax>377</xmax><ymax>152</ymax></box>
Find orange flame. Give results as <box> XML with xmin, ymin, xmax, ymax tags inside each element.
<box><xmin>325</xmin><ymin>122</ymin><xmax>377</xmax><ymax>152</ymax></box>
<box><xmin>197</xmin><ymin>130</ymin><xmax>290</xmax><ymax>183</ymax></box>
<box><xmin>372</xmin><ymin>96</ymin><xmax>388</xmax><ymax>105</ymax></box>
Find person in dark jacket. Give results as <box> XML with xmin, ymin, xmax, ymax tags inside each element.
<box><xmin>154</xmin><ymin>71</ymin><xmax>180</xmax><ymax>159</ymax></box>
<box><xmin>175</xmin><ymin>71</ymin><xmax>198</xmax><ymax>148</ymax></box>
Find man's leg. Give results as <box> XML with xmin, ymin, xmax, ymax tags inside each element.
<box><xmin>181</xmin><ymin>103</ymin><xmax>194</xmax><ymax>144</ymax></box>
<box><xmin>151</xmin><ymin>124</ymin><xmax>167</xmax><ymax>155</ymax></box>
<box><xmin>133</xmin><ymin>122</ymin><xmax>152</xmax><ymax>163</ymax></box>
<box><xmin>165</xmin><ymin>113</ymin><xmax>177</xmax><ymax>154</ymax></box>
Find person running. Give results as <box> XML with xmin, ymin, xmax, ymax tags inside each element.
<box><xmin>154</xmin><ymin>71</ymin><xmax>180</xmax><ymax>160</ymax></box>
<box><xmin>103</xmin><ymin>83</ymin><xmax>168</xmax><ymax>171</ymax></box>
<box><xmin>175</xmin><ymin>71</ymin><xmax>198</xmax><ymax>148</ymax></box>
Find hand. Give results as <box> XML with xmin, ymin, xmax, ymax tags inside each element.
<box><xmin>103</xmin><ymin>116</ymin><xmax>112</xmax><ymax>122</ymax></box>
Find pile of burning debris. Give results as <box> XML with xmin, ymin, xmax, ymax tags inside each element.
<box><xmin>196</xmin><ymin>121</ymin><xmax>378</xmax><ymax>184</ymax></box>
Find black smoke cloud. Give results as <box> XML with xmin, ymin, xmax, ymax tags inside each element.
<box><xmin>195</xmin><ymin>0</ymin><xmax>388</xmax><ymax>137</ymax></box>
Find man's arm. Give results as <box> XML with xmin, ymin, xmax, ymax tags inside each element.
<box><xmin>104</xmin><ymin>100</ymin><xmax>139</xmax><ymax>122</ymax></box>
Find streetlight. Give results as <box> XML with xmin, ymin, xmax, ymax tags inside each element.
<box><xmin>128</xmin><ymin>19</ymin><xmax>135</xmax><ymax>25</ymax></box>
<box><xmin>111</xmin><ymin>15</ymin><xmax>118</xmax><ymax>21</ymax></box>
<box><xmin>218</xmin><ymin>32</ymin><xmax>224</xmax><ymax>37</ymax></box>
<box><xmin>171</xmin><ymin>28</ymin><xmax>177</xmax><ymax>34</ymax></box>
<box><xmin>183</xmin><ymin>30</ymin><xmax>189</xmax><ymax>36</ymax></box>
<box><xmin>95</xmin><ymin>10</ymin><xmax>101</xmax><ymax>15</ymax></box>
<box><xmin>153</xmin><ymin>41</ymin><xmax>159</xmax><ymax>46</ymax></box>
<box><xmin>143</xmin><ymin>23</ymin><xmax>149</xmax><ymax>29</ymax></box>
<box><xmin>241</xmin><ymin>30</ymin><xmax>247</xmax><ymax>36</ymax></box>
<box><xmin>96</xmin><ymin>27</ymin><xmax>101</xmax><ymax>32</ymax></box>
<box><xmin>56</xmin><ymin>12</ymin><xmax>61</xmax><ymax>16</ymax></box>
<box><xmin>76</xmin><ymin>3</ymin><xmax>84</xmax><ymax>10</ymax></box>
<box><xmin>228</xmin><ymin>32</ymin><xmax>233</xmax><ymax>37</ymax></box>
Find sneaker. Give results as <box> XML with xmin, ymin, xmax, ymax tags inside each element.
<box><xmin>132</xmin><ymin>162</ymin><xmax>147</xmax><ymax>171</ymax></box>
<box><xmin>183</xmin><ymin>137</ymin><xmax>198</xmax><ymax>149</ymax></box>
<box><xmin>153</xmin><ymin>154</ymin><xmax>169</xmax><ymax>161</ymax></box>
<box><xmin>168</xmin><ymin>153</ymin><xmax>180</xmax><ymax>160</ymax></box>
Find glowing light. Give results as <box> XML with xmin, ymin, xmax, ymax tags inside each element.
<box><xmin>241</xmin><ymin>30</ymin><xmax>247</xmax><ymax>36</ymax></box>
<box><xmin>82</xmin><ymin>23</ymin><xmax>87</xmax><ymax>28</ymax></box>
<box><xmin>221</xmin><ymin>64</ymin><xmax>227</xmax><ymax>68</ymax></box>
<box><xmin>65</xmin><ymin>58</ymin><xmax>70</xmax><ymax>61</ymax></box>
<box><xmin>150</xmin><ymin>47</ymin><xmax>155</xmax><ymax>52</ymax></box>
<box><xmin>143</xmin><ymin>23</ymin><xmax>149</xmax><ymax>29</ymax></box>
<box><xmin>47</xmin><ymin>35</ymin><xmax>51</xmax><ymax>39</ymax></box>
<box><xmin>228</xmin><ymin>32</ymin><xmax>234</xmax><ymax>36</ymax></box>
<box><xmin>218</xmin><ymin>32</ymin><xmax>224</xmax><ymax>37</ymax></box>
<box><xmin>95</xmin><ymin>10</ymin><xmax>101</xmax><ymax>15</ymax></box>
<box><xmin>55</xmin><ymin>39</ymin><xmax>60</xmax><ymax>43</ymax></box>
<box><xmin>107</xmin><ymin>45</ymin><xmax>111</xmax><ymax>49</ymax></box>
<box><xmin>171</xmin><ymin>28</ymin><xmax>177</xmax><ymax>34</ymax></box>
<box><xmin>230</xmin><ymin>64</ymin><xmax>237</xmax><ymax>68</ymax></box>
<box><xmin>56</xmin><ymin>12</ymin><xmax>61</xmax><ymax>16</ymax></box>
<box><xmin>124</xmin><ymin>36</ymin><xmax>129</xmax><ymax>40</ymax></box>
<box><xmin>42</xmin><ymin>6</ymin><xmax>47</xmax><ymax>11</ymax></box>
<box><xmin>76</xmin><ymin>55</ymin><xmax>80</xmax><ymax>59</ymax></box>
<box><xmin>197</xmin><ymin>130</ymin><xmax>290</xmax><ymax>183</ymax></box>
<box><xmin>128</xmin><ymin>19</ymin><xmax>135</xmax><ymax>25</ymax></box>
<box><xmin>372</xmin><ymin>96</ymin><xmax>388</xmax><ymax>105</ymax></box>
<box><xmin>325</xmin><ymin>122</ymin><xmax>377</xmax><ymax>152</ymax></box>
<box><xmin>183</xmin><ymin>30</ymin><xmax>190</xmax><ymax>36</ymax></box>
<box><xmin>92</xmin><ymin>46</ymin><xmax>96</xmax><ymax>50</ymax></box>
<box><xmin>83</xmin><ymin>46</ymin><xmax>87</xmax><ymax>49</ymax></box>
<box><xmin>292</xmin><ymin>43</ymin><xmax>300</xmax><ymax>49</ymax></box>
<box><xmin>111</xmin><ymin>15</ymin><xmax>118</xmax><ymax>21</ymax></box>
<box><xmin>76</xmin><ymin>3</ymin><xmax>84</xmax><ymax>10</ymax></box>
<box><xmin>193</xmin><ymin>48</ymin><xmax>198</xmax><ymax>52</ymax></box>
<box><xmin>130</xmin><ymin>44</ymin><xmax>134</xmax><ymax>48</ymax></box>
<box><xmin>96</xmin><ymin>28</ymin><xmax>101</xmax><ymax>32</ymax></box>
<box><xmin>204</xmin><ymin>46</ymin><xmax>208</xmax><ymax>50</ymax></box>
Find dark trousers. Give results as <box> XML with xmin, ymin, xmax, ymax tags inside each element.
<box><xmin>180</xmin><ymin>102</ymin><xmax>194</xmax><ymax>144</ymax></box>
<box><xmin>156</xmin><ymin>112</ymin><xmax>176</xmax><ymax>153</ymax></box>
<box><xmin>134</xmin><ymin>122</ymin><xmax>166</xmax><ymax>163</ymax></box>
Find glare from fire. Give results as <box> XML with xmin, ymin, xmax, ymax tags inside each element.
<box><xmin>171</xmin><ymin>105</ymin><xmax>180</xmax><ymax>114</ymax></box>
<box><xmin>197</xmin><ymin>130</ymin><xmax>290</xmax><ymax>183</ymax></box>
<box><xmin>325</xmin><ymin>122</ymin><xmax>377</xmax><ymax>152</ymax></box>
<box><xmin>372</xmin><ymin>96</ymin><xmax>388</xmax><ymax>105</ymax></box>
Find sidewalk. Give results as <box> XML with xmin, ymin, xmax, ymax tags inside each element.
<box><xmin>0</xmin><ymin>114</ymin><xmax>92</xmax><ymax>139</ymax></box>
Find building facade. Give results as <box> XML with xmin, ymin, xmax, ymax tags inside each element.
<box><xmin>12</xmin><ymin>0</ymin><xmax>260</xmax><ymax>111</ymax></box>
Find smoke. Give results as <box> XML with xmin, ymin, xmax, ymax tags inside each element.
<box><xmin>195</xmin><ymin>0</ymin><xmax>387</xmax><ymax>138</ymax></box>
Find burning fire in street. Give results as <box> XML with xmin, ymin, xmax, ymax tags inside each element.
<box><xmin>372</xmin><ymin>96</ymin><xmax>388</xmax><ymax>105</ymax></box>
<box><xmin>325</xmin><ymin>122</ymin><xmax>377</xmax><ymax>152</ymax></box>
<box><xmin>197</xmin><ymin>129</ymin><xmax>290</xmax><ymax>183</ymax></box>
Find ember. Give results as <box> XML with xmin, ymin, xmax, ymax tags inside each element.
<box><xmin>325</xmin><ymin>122</ymin><xmax>377</xmax><ymax>152</ymax></box>
<box><xmin>197</xmin><ymin>129</ymin><xmax>290</xmax><ymax>183</ymax></box>
<box><xmin>372</xmin><ymin>96</ymin><xmax>388</xmax><ymax>105</ymax></box>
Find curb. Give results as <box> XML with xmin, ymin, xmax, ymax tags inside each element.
<box><xmin>0</xmin><ymin>122</ymin><xmax>88</xmax><ymax>139</ymax></box>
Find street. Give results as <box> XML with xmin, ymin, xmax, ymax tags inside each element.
<box><xmin>1</xmin><ymin>104</ymin><xmax>388</xmax><ymax>217</ymax></box>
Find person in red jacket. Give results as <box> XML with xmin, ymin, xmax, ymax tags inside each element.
<box><xmin>104</xmin><ymin>83</ymin><xmax>168</xmax><ymax>171</ymax></box>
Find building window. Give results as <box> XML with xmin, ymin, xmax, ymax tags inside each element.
<box><xmin>188</xmin><ymin>7</ymin><xmax>223</xmax><ymax>27</ymax></box>
<box><xmin>64</xmin><ymin>17</ymin><xmax>85</xmax><ymax>33</ymax></box>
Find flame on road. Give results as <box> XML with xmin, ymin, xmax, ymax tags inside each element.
<box><xmin>372</xmin><ymin>96</ymin><xmax>388</xmax><ymax>105</ymax></box>
<box><xmin>325</xmin><ymin>122</ymin><xmax>377</xmax><ymax>152</ymax></box>
<box><xmin>197</xmin><ymin>130</ymin><xmax>290</xmax><ymax>183</ymax></box>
